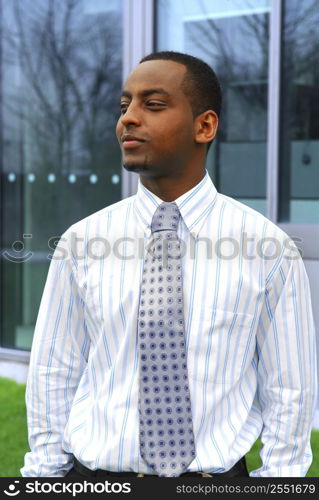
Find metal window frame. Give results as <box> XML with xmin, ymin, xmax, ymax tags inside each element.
<box><xmin>121</xmin><ymin>0</ymin><xmax>155</xmax><ymax>200</ymax></box>
<box><xmin>267</xmin><ymin>0</ymin><xmax>319</xmax><ymax>257</ymax></box>
<box><xmin>266</xmin><ymin>0</ymin><xmax>281</xmax><ymax>224</ymax></box>
<box><xmin>0</xmin><ymin>346</ymin><xmax>30</xmax><ymax>363</ymax></box>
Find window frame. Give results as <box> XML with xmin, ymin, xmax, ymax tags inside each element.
<box><xmin>267</xmin><ymin>0</ymin><xmax>319</xmax><ymax>256</ymax></box>
<box><xmin>121</xmin><ymin>0</ymin><xmax>154</xmax><ymax>199</ymax></box>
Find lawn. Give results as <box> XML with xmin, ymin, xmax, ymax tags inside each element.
<box><xmin>0</xmin><ymin>377</ymin><xmax>318</xmax><ymax>477</ymax></box>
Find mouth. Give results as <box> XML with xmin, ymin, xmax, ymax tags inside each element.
<box><xmin>123</xmin><ymin>139</ymin><xmax>145</xmax><ymax>149</ymax></box>
<box><xmin>121</xmin><ymin>134</ymin><xmax>147</xmax><ymax>149</ymax></box>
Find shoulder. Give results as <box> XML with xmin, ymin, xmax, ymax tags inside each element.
<box><xmin>217</xmin><ymin>192</ymin><xmax>291</xmax><ymax>243</ymax></box>
<box><xmin>61</xmin><ymin>195</ymin><xmax>135</xmax><ymax>239</ymax></box>
<box><xmin>216</xmin><ymin>193</ymin><xmax>301</xmax><ymax>280</ymax></box>
<box><xmin>53</xmin><ymin>196</ymin><xmax>135</xmax><ymax>264</ymax></box>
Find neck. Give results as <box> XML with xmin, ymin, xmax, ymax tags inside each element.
<box><xmin>140</xmin><ymin>169</ymin><xmax>206</xmax><ymax>202</ymax></box>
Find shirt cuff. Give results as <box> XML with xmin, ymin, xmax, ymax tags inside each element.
<box><xmin>249</xmin><ymin>464</ymin><xmax>308</xmax><ymax>477</ymax></box>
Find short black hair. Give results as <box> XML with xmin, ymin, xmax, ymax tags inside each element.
<box><xmin>140</xmin><ymin>51</ymin><xmax>222</xmax><ymax>150</ymax></box>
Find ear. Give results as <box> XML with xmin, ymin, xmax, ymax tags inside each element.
<box><xmin>194</xmin><ymin>110</ymin><xmax>219</xmax><ymax>145</ymax></box>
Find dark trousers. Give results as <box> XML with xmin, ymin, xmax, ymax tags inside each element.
<box><xmin>65</xmin><ymin>456</ymin><xmax>249</xmax><ymax>478</ymax></box>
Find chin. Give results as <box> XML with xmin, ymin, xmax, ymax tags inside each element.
<box><xmin>123</xmin><ymin>162</ymin><xmax>151</xmax><ymax>173</ymax></box>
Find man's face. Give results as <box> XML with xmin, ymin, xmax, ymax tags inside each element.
<box><xmin>116</xmin><ymin>60</ymin><xmax>198</xmax><ymax>178</ymax></box>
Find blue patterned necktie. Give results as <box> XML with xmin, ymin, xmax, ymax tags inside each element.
<box><xmin>138</xmin><ymin>201</ymin><xmax>196</xmax><ymax>477</ymax></box>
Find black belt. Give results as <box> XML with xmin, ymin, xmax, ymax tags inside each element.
<box><xmin>73</xmin><ymin>456</ymin><xmax>248</xmax><ymax>478</ymax></box>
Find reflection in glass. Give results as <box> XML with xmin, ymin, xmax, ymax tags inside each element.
<box><xmin>157</xmin><ymin>0</ymin><xmax>270</xmax><ymax>214</ymax></box>
<box><xmin>279</xmin><ymin>0</ymin><xmax>319</xmax><ymax>223</ymax></box>
<box><xmin>1</xmin><ymin>0</ymin><xmax>123</xmax><ymax>349</ymax></box>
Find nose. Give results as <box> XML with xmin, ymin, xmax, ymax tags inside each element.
<box><xmin>119</xmin><ymin>101</ymin><xmax>142</xmax><ymax>127</ymax></box>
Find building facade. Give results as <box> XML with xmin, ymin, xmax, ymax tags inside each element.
<box><xmin>0</xmin><ymin>0</ymin><xmax>318</xmax><ymax>423</ymax></box>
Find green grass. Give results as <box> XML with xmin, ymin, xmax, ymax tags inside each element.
<box><xmin>0</xmin><ymin>377</ymin><xmax>318</xmax><ymax>477</ymax></box>
<box><xmin>0</xmin><ymin>377</ymin><xmax>29</xmax><ymax>476</ymax></box>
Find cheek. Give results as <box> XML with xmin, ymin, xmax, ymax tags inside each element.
<box><xmin>159</xmin><ymin>125</ymin><xmax>193</xmax><ymax>152</ymax></box>
<box><xmin>155</xmin><ymin>121</ymin><xmax>187</xmax><ymax>146</ymax></box>
<box><xmin>115</xmin><ymin>120</ymin><xmax>122</xmax><ymax>140</ymax></box>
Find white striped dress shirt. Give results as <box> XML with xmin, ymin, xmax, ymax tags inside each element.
<box><xmin>21</xmin><ymin>169</ymin><xmax>318</xmax><ymax>477</ymax></box>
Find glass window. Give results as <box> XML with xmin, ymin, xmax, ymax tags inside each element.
<box><xmin>1</xmin><ymin>0</ymin><xmax>123</xmax><ymax>349</ymax></box>
<box><xmin>156</xmin><ymin>0</ymin><xmax>271</xmax><ymax>215</ymax></box>
<box><xmin>279</xmin><ymin>0</ymin><xmax>319</xmax><ymax>223</ymax></box>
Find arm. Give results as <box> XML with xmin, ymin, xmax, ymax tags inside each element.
<box><xmin>21</xmin><ymin>228</ymin><xmax>89</xmax><ymax>477</ymax></box>
<box><xmin>250</xmin><ymin>244</ymin><xmax>318</xmax><ymax>477</ymax></box>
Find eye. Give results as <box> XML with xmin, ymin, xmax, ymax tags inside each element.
<box><xmin>146</xmin><ymin>101</ymin><xmax>166</xmax><ymax>109</ymax></box>
<box><xmin>120</xmin><ymin>100</ymin><xmax>166</xmax><ymax>115</ymax></box>
<box><xmin>120</xmin><ymin>102</ymin><xmax>129</xmax><ymax>114</ymax></box>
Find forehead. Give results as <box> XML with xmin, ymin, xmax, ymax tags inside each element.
<box><xmin>123</xmin><ymin>59</ymin><xmax>187</xmax><ymax>97</ymax></box>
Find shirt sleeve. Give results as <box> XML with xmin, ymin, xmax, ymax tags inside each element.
<box><xmin>250</xmin><ymin>242</ymin><xmax>318</xmax><ymax>477</ymax></box>
<box><xmin>21</xmin><ymin>228</ymin><xmax>89</xmax><ymax>477</ymax></box>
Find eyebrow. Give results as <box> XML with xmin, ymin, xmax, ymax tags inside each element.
<box><xmin>121</xmin><ymin>88</ymin><xmax>172</xmax><ymax>99</ymax></box>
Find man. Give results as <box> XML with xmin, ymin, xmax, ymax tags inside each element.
<box><xmin>21</xmin><ymin>51</ymin><xmax>317</xmax><ymax>478</ymax></box>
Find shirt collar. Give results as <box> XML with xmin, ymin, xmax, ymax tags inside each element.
<box><xmin>134</xmin><ymin>168</ymin><xmax>218</xmax><ymax>238</ymax></box>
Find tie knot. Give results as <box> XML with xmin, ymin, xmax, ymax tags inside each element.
<box><xmin>151</xmin><ymin>202</ymin><xmax>180</xmax><ymax>233</ymax></box>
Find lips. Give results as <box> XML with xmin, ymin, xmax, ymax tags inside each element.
<box><xmin>121</xmin><ymin>134</ymin><xmax>146</xmax><ymax>143</ymax></box>
<box><xmin>121</xmin><ymin>134</ymin><xmax>147</xmax><ymax>150</ymax></box>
